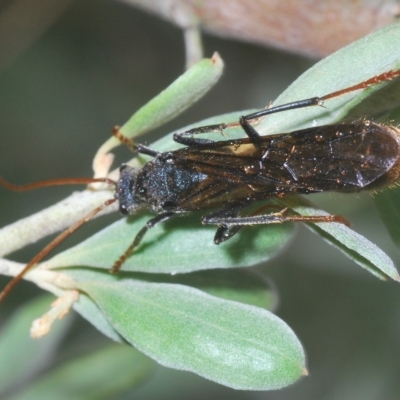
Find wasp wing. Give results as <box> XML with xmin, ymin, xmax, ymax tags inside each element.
<box><xmin>170</xmin><ymin>121</ymin><xmax>400</xmax><ymax>210</ymax></box>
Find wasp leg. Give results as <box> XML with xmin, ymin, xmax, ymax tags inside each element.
<box><xmin>214</xmin><ymin>225</ymin><xmax>243</xmax><ymax>244</ymax></box>
<box><xmin>173</xmin><ymin>97</ymin><xmax>324</xmax><ymax>148</ymax></box>
<box><xmin>135</xmin><ymin>144</ymin><xmax>160</xmax><ymax>157</ymax></box>
<box><xmin>238</xmin><ymin>116</ymin><xmax>263</xmax><ymax>146</ymax></box>
<box><xmin>173</xmin><ymin>98</ymin><xmax>323</xmax><ymax>148</ymax></box>
<box><xmin>203</xmin><ymin>207</ymin><xmax>348</xmax><ymax>229</ymax></box>
<box><xmin>243</xmin><ymin>97</ymin><xmax>322</xmax><ymax>122</ymax></box>
<box><xmin>110</xmin><ymin>211</ymin><xmax>176</xmax><ymax>273</ymax></box>
<box><xmin>201</xmin><ymin>204</ymin><xmax>248</xmax><ymax>244</ymax></box>
<box><xmin>173</xmin><ymin>123</ymin><xmax>228</xmax><ymax>146</ymax></box>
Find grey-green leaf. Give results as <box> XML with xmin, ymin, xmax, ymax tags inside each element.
<box><xmin>80</xmin><ymin>280</ymin><xmax>306</xmax><ymax>390</ymax></box>
<box><xmin>69</xmin><ymin>268</ymin><xmax>277</xmax><ymax>341</ymax></box>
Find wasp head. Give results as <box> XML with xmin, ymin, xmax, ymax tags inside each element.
<box><xmin>115</xmin><ymin>164</ymin><xmax>142</xmax><ymax>215</ymax></box>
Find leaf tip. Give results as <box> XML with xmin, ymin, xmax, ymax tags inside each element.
<box><xmin>210</xmin><ymin>52</ymin><xmax>223</xmax><ymax>68</ymax></box>
<box><xmin>391</xmin><ymin>272</ymin><xmax>400</xmax><ymax>283</ymax></box>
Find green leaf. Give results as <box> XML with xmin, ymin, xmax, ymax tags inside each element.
<box><xmin>70</xmin><ymin>268</ymin><xmax>277</xmax><ymax>338</ymax></box>
<box><xmin>0</xmin><ymin>295</ymin><xmax>71</xmax><ymax>397</ymax></box>
<box><xmin>68</xmin><ymin>267</ymin><xmax>276</xmax><ymax>312</ymax></box>
<box><xmin>9</xmin><ymin>344</ymin><xmax>155</xmax><ymax>400</ymax></box>
<box><xmin>79</xmin><ymin>280</ymin><xmax>306</xmax><ymax>390</ymax></box>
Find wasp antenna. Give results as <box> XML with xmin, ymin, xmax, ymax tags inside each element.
<box><xmin>321</xmin><ymin>68</ymin><xmax>400</xmax><ymax>101</ymax></box>
<box><xmin>112</xmin><ymin>126</ymin><xmax>137</xmax><ymax>152</ymax></box>
<box><xmin>0</xmin><ymin>197</ymin><xmax>117</xmax><ymax>303</ymax></box>
<box><xmin>0</xmin><ymin>176</ymin><xmax>117</xmax><ymax>192</ymax></box>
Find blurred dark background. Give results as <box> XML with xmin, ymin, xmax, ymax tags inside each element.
<box><xmin>1</xmin><ymin>1</ymin><xmax>400</xmax><ymax>399</ymax></box>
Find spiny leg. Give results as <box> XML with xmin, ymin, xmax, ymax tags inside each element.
<box><xmin>110</xmin><ymin>211</ymin><xmax>176</xmax><ymax>273</ymax></box>
<box><xmin>203</xmin><ymin>207</ymin><xmax>349</xmax><ymax>228</ymax></box>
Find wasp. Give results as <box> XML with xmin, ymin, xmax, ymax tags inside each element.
<box><xmin>1</xmin><ymin>68</ymin><xmax>400</xmax><ymax>300</ymax></box>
